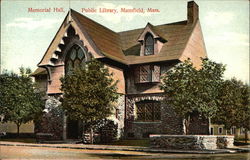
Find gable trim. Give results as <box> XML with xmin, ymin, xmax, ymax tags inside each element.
<box><xmin>38</xmin><ymin>12</ymin><xmax>70</xmax><ymax>67</ymax></box>
<box><xmin>137</xmin><ymin>23</ymin><xmax>160</xmax><ymax>42</ymax></box>
<box><xmin>70</xmin><ymin>11</ymin><xmax>105</xmax><ymax>58</ymax></box>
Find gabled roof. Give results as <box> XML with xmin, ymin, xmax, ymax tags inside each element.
<box><xmin>36</xmin><ymin>1</ymin><xmax>206</xmax><ymax>71</ymax></box>
<box><xmin>137</xmin><ymin>22</ymin><xmax>166</xmax><ymax>42</ymax></box>
<box><xmin>30</xmin><ymin>67</ymin><xmax>46</xmax><ymax>76</ymax></box>
<box><xmin>120</xmin><ymin>21</ymin><xmax>195</xmax><ymax>64</ymax></box>
<box><xmin>71</xmin><ymin>10</ymin><xmax>201</xmax><ymax>65</ymax></box>
<box><xmin>71</xmin><ymin>10</ymin><xmax>126</xmax><ymax>63</ymax></box>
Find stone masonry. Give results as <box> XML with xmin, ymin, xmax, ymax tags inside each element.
<box><xmin>150</xmin><ymin>135</ymin><xmax>234</xmax><ymax>150</ymax></box>
<box><xmin>125</xmin><ymin>94</ymin><xmax>184</xmax><ymax>139</ymax></box>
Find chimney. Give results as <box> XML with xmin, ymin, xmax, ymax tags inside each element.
<box><xmin>187</xmin><ymin>1</ymin><xmax>199</xmax><ymax>24</ymax></box>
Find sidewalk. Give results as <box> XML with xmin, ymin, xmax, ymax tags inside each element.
<box><xmin>0</xmin><ymin>141</ymin><xmax>249</xmax><ymax>154</ymax></box>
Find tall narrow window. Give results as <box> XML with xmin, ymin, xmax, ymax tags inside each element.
<box><xmin>144</xmin><ymin>33</ymin><xmax>154</xmax><ymax>56</ymax></box>
<box><xmin>231</xmin><ymin>126</ymin><xmax>236</xmax><ymax>135</ymax></box>
<box><xmin>65</xmin><ymin>45</ymin><xmax>86</xmax><ymax>74</ymax></box>
<box><xmin>210</xmin><ymin>127</ymin><xmax>214</xmax><ymax>135</ymax></box>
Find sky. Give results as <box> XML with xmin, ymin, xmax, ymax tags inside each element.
<box><xmin>1</xmin><ymin>0</ymin><xmax>249</xmax><ymax>83</ymax></box>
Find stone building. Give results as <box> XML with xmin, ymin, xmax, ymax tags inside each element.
<box><xmin>32</xmin><ymin>1</ymin><xmax>208</xmax><ymax>140</ymax></box>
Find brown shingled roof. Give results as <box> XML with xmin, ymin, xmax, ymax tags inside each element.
<box><xmin>37</xmin><ymin>9</ymin><xmax>197</xmax><ymax>70</ymax></box>
<box><xmin>65</xmin><ymin>10</ymin><xmax>196</xmax><ymax>65</ymax></box>
<box><xmin>119</xmin><ymin>20</ymin><xmax>195</xmax><ymax>64</ymax></box>
<box><xmin>30</xmin><ymin>67</ymin><xmax>46</xmax><ymax>76</ymax></box>
<box><xmin>71</xmin><ymin>10</ymin><xmax>126</xmax><ymax>63</ymax></box>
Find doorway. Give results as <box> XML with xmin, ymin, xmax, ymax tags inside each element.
<box><xmin>67</xmin><ymin>119</ymin><xmax>82</xmax><ymax>139</ymax></box>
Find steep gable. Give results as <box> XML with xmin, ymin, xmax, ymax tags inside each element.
<box><xmin>35</xmin><ymin>1</ymin><xmax>207</xmax><ymax>74</ymax></box>
<box><xmin>38</xmin><ymin>12</ymin><xmax>70</xmax><ymax>66</ymax></box>
<box><xmin>120</xmin><ymin>20</ymin><xmax>196</xmax><ymax>65</ymax></box>
<box><xmin>38</xmin><ymin>10</ymin><xmax>110</xmax><ymax>67</ymax></box>
<box><xmin>180</xmin><ymin>21</ymin><xmax>207</xmax><ymax>68</ymax></box>
<box><xmin>137</xmin><ymin>23</ymin><xmax>166</xmax><ymax>42</ymax></box>
<box><xmin>71</xmin><ymin>10</ymin><xmax>127</xmax><ymax>64</ymax></box>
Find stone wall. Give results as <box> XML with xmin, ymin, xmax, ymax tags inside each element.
<box><xmin>125</xmin><ymin>93</ymin><xmax>211</xmax><ymax>139</ymax></box>
<box><xmin>150</xmin><ymin>135</ymin><xmax>234</xmax><ymax>150</ymax></box>
<box><xmin>125</xmin><ymin>94</ymin><xmax>183</xmax><ymax>139</ymax></box>
<box><xmin>109</xmin><ymin>94</ymin><xmax>125</xmax><ymax>139</ymax></box>
<box><xmin>217</xmin><ymin>136</ymin><xmax>234</xmax><ymax>149</ymax></box>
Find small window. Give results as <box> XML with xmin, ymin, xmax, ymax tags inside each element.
<box><xmin>135</xmin><ymin>65</ymin><xmax>160</xmax><ymax>83</ymax></box>
<box><xmin>218</xmin><ymin>127</ymin><xmax>223</xmax><ymax>134</ymax></box>
<box><xmin>144</xmin><ymin>33</ymin><xmax>154</xmax><ymax>56</ymax></box>
<box><xmin>240</xmin><ymin>128</ymin><xmax>245</xmax><ymax>135</ymax></box>
<box><xmin>210</xmin><ymin>127</ymin><xmax>214</xmax><ymax>135</ymax></box>
<box><xmin>136</xmin><ymin>100</ymin><xmax>161</xmax><ymax>122</ymax></box>
<box><xmin>115</xmin><ymin>109</ymin><xmax>119</xmax><ymax>119</ymax></box>
<box><xmin>231</xmin><ymin>126</ymin><xmax>236</xmax><ymax>135</ymax></box>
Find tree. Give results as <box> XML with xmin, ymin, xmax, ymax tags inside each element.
<box><xmin>214</xmin><ymin>78</ymin><xmax>250</xmax><ymax>142</ymax></box>
<box><xmin>238</xmin><ymin>84</ymin><xmax>250</xmax><ymax>142</ymax></box>
<box><xmin>160</xmin><ymin>58</ymin><xmax>225</xmax><ymax>134</ymax></box>
<box><xmin>0</xmin><ymin>67</ymin><xmax>44</xmax><ymax>136</ymax></box>
<box><xmin>60</xmin><ymin>60</ymin><xmax>118</xmax><ymax>143</ymax></box>
<box><xmin>214</xmin><ymin>78</ymin><xmax>243</xmax><ymax>129</ymax></box>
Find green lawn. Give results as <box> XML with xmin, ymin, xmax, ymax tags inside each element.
<box><xmin>105</xmin><ymin>139</ymin><xmax>149</xmax><ymax>147</ymax></box>
<box><xmin>0</xmin><ymin>138</ymin><xmax>149</xmax><ymax>146</ymax></box>
<box><xmin>0</xmin><ymin>138</ymin><xmax>36</xmax><ymax>143</ymax></box>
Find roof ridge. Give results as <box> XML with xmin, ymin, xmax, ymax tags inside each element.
<box><xmin>70</xmin><ymin>9</ymin><xmax>119</xmax><ymax>35</ymax></box>
<box><xmin>118</xmin><ymin>20</ymin><xmax>188</xmax><ymax>34</ymax></box>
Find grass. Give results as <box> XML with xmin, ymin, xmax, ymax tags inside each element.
<box><xmin>0</xmin><ymin>138</ymin><xmax>150</xmax><ymax>147</ymax></box>
<box><xmin>0</xmin><ymin>138</ymin><xmax>36</xmax><ymax>143</ymax></box>
<box><xmin>235</xmin><ymin>140</ymin><xmax>250</xmax><ymax>143</ymax></box>
<box><xmin>106</xmin><ymin>139</ymin><xmax>150</xmax><ymax>147</ymax></box>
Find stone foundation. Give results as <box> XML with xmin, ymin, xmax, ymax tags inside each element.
<box><xmin>112</xmin><ymin>95</ymin><xmax>125</xmax><ymax>139</ymax></box>
<box><xmin>125</xmin><ymin>94</ymin><xmax>184</xmax><ymax>139</ymax></box>
<box><xmin>150</xmin><ymin>135</ymin><xmax>234</xmax><ymax>150</ymax></box>
<box><xmin>217</xmin><ymin>136</ymin><xmax>234</xmax><ymax>149</ymax></box>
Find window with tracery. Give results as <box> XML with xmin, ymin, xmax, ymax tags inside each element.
<box><xmin>136</xmin><ymin>100</ymin><xmax>161</xmax><ymax>121</ymax></box>
<box><xmin>65</xmin><ymin>45</ymin><xmax>86</xmax><ymax>74</ymax></box>
<box><xmin>144</xmin><ymin>33</ymin><xmax>154</xmax><ymax>56</ymax></box>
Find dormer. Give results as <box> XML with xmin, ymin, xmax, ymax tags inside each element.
<box><xmin>137</xmin><ymin>23</ymin><xmax>167</xmax><ymax>56</ymax></box>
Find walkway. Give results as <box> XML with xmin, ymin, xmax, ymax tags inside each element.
<box><xmin>1</xmin><ymin>141</ymin><xmax>249</xmax><ymax>154</ymax></box>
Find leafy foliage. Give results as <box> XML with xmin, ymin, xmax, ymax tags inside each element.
<box><xmin>214</xmin><ymin>78</ymin><xmax>250</xmax><ymax>130</ymax></box>
<box><xmin>0</xmin><ymin>67</ymin><xmax>44</xmax><ymax>134</ymax></box>
<box><xmin>60</xmin><ymin>60</ymin><xmax>119</xmax><ymax>124</ymax></box>
<box><xmin>35</xmin><ymin>96</ymin><xmax>64</xmax><ymax>140</ymax></box>
<box><xmin>238</xmin><ymin>84</ymin><xmax>250</xmax><ymax>130</ymax></box>
<box><xmin>160</xmin><ymin>58</ymin><xmax>225</xmax><ymax>134</ymax></box>
<box><xmin>82</xmin><ymin>118</ymin><xmax>118</xmax><ymax>144</ymax></box>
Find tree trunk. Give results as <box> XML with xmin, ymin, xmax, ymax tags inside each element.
<box><xmin>90</xmin><ymin>127</ymin><xmax>94</xmax><ymax>144</ymax></box>
<box><xmin>16</xmin><ymin>123</ymin><xmax>21</xmax><ymax>137</ymax></box>
<box><xmin>208</xmin><ymin>118</ymin><xmax>211</xmax><ymax>135</ymax></box>
<box><xmin>245</xmin><ymin>129</ymin><xmax>248</xmax><ymax>143</ymax></box>
<box><xmin>183</xmin><ymin>116</ymin><xmax>190</xmax><ymax>135</ymax></box>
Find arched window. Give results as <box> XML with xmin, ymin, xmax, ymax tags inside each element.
<box><xmin>136</xmin><ymin>100</ymin><xmax>161</xmax><ymax>121</ymax></box>
<box><xmin>144</xmin><ymin>33</ymin><xmax>154</xmax><ymax>56</ymax></box>
<box><xmin>65</xmin><ymin>45</ymin><xmax>86</xmax><ymax>74</ymax></box>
